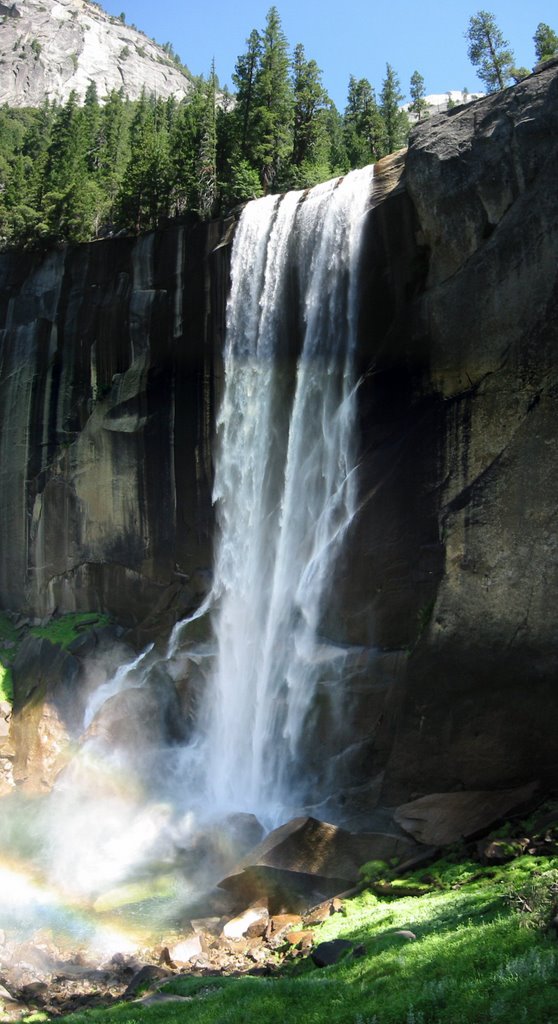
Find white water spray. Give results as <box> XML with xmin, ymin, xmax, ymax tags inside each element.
<box><xmin>183</xmin><ymin>167</ymin><xmax>373</xmax><ymax>823</ymax></box>
<box><xmin>0</xmin><ymin>169</ymin><xmax>374</xmax><ymax>960</ymax></box>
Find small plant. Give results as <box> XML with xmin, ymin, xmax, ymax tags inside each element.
<box><xmin>119</xmin><ymin>45</ymin><xmax>130</xmax><ymax>60</ymax></box>
<box><xmin>416</xmin><ymin>598</ymin><xmax>435</xmax><ymax>640</ymax></box>
<box><xmin>30</xmin><ymin>38</ymin><xmax>42</xmax><ymax>59</ymax></box>
<box><xmin>507</xmin><ymin>869</ymin><xmax>558</xmax><ymax>930</ymax></box>
<box><xmin>360</xmin><ymin>859</ymin><xmax>392</xmax><ymax>885</ymax></box>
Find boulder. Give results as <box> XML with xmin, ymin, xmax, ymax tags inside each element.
<box><xmin>303</xmin><ymin>897</ymin><xmax>344</xmax><ymax>926</ymax></box>
<box><xmin>222</xmin><ymin>906</ymin><xmax>269</xmax><ymax>940</ymax></box>
<box><xmin>87</xmin><ymin>662</ymin><xmax>187</xmax><ymax>754</ymax></box>
<box><xmin>218</xmin><ymin>816</ymin><xmax>419</xmax><ymax>911</ymax></box>
<box><xmin>394</xmin><ymin>782</ymin><xmax>538</xmax><ymax>846</ymax></box>
<box><xmin>312</xmin><ymin>939</ymin><xmax>352</xmax><ymax>967</ymax></box>
<box><xmin>285</xmin><ymin>930</ymin><xmax>314</xmax><ymax>949</ymax></box>
<box><xmin>123</xmin><ymin>965</ymin><xmax>172</xmax><ymax>998</ymax></box>
<box><xmin>167</xmin><ymin>935</ymin><xmax>202</xmax><ymax>964</ymax></box>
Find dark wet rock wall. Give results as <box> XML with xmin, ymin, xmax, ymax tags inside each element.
<box><xmin>1</xmin><ymin>63</ymin><xmax>557</xmax><ymax>809</ymax></box>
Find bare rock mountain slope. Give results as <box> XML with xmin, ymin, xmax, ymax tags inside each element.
<box><xmin>0</xmin><ymin>0</ymin><xmax>194</xmax><ymax>105</ymax></box>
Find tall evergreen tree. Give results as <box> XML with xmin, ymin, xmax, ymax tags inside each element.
<box><xmin>119</xmin><ymin>90</ymin><xmax>170</xmax><ymax>232</ymax></box>
<box><xmin>409</xmin><ymin>70</ymin><xmax>429</xmax><ymax>122</ymax></box>
<box><xmin>252</xmin><ymin>6</ymin><xmax>293</xmax><ymax>190</ymax></box>
<box><xmin>344</xmin><ymin>75</ymin><xmax>387</xmax><ymax>167</ymax></box>
<box><xmin>466</xmin><ymin>10</ymin><xmax>515</xmax><ymax>91</ymax></box>
<box><xmin>291</xmin><ymin>42</ymin><xmax>328</xmax><ymax>169</ymax></box>
<box><xmin>97</xmin><ymin>89</ymin><xmax>130</xmax><ymax>227</ymax></box>
<box><xmin>82</xmin><ymin>81</ymin><xmax>101</xmax><ymax>173</ymax></box>
<box><xmin>380</xmin><ymin>64</ymin><xmax>409</xmax><ymax>153</ymax></box>
<box><xmin>41</xmin><ymin>92</ymin><xmax>101</xmax><ymax>241</ymax></box>
<box><xmin>533</xmin><ymin>22</ymin><xmax>558</xmax><ymax>62</ymax></box>
<box><xmin>2</xmin><ymin>102</ymin><xmax>54</xmax><ymax>244</ymax></box>
<box><xmin>196</xmin><ymin>62</ymin><xmax>218</xmax><ymax>219</ymax></box>
<box><xmin>168</xmin><ymin>93</ymin><xmax>199</xmax><ymax>216</ymax></box>
<box><xmin>232</xmin><ymin>28</ymin><xmax>262</xmax><ymax>162</ymax></box>
<box><xmin>320</xmin><ymin>103</ymin><xmax>349</xmax><ymax>177</ymax></box>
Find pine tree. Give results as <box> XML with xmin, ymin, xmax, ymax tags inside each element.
<box><xmin>41</xmin><ymin>92</ymin><xmax>101</xmax><ymax>242</ymax></box>
<box><xmin>168</xmin><ymin>89</ymin><xmax>203</xmax><ymax>217</ymax></box>
<box><xmin>380</xmin><ymin>64</ymin><xmax>409</xmax><ymax>153</ymax></box>
<box><xmin>196</xmin><ymin>62</ymin><xmax>218</xmax><ymax>219</ymax></box>
<box><xmin>252</xmin><ymin>6</ymin><xmax>293</xmax><ymax>190</ymax></box>
<box><xmin>119</xmin><ymin>90</ymin><xmax>170</xmax><ymax>232</ymax></box>
<box><xmin>533</xmin><ymin>22</ymin><xmax>558</xmax><ymax>62</ymax></box>
<box><xmin>320</xmin><ymin>103</ymin><xmax>349</xmax><ymax>177</ymax></box>
<box><xmin>344</xmin><ymin>75</ymin><xmax>387</xmax><ymax>167</ymax></box>
<box><xmin>232</xmin><ymin>28</ymin><xmax>262</xmax><ymax>162</ymax></box>
<box><xmin>291</xmin><ymin>42</ymin><xmax>328</xmax><ymax>169</ymax></box>
<box><xmin>409</xmin><ymin>70</ymin><xmax>429</xmax><ymax>122</ymax></box>
<box><xmin>97</xmin><ymin>89</ymin><xmax>131</xmax><ymax>228</ymax></box>
<box><xmin>466</xmin><ymin>11</ymin><xmax>515</xmax><ymax>92</ymax></box>
<box><xmin>0</xmin><ymin>106</ymin><xmax>51</xmax><ymax>246</ymax></box>
<box><xmin>83</xmin><ymin>81</ymin><xmax>101</xmax><ymax>173</ymax></box>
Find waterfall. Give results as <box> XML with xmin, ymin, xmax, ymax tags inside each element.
<box><xmin>185</xmin><ymin>167</ymin><xmax>373</xmax><ymax>825</ymax></box>
<box><xmin>0</xmin><ymin>168</ymin><xmax>374</xmax><ymax>947</ymax></box>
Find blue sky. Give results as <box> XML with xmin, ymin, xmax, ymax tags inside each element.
<box><xmin>103</xmin><ymin>0</ymin><xmax>556</xmax><ymax>108</ymax></box>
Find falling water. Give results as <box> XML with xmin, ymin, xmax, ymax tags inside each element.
<box><xmin>186</xmin><ymin>166</ymin><xmax>373</xmax><ymax>824</ymax></box>
<box><xmin>0</xmin><ymin>169</ymin><xmax>374</xmax><ymax>960</ymax></box>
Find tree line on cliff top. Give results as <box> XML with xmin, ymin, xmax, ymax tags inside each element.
<box><xmin>0</xmin><ymin>7</ymin><xmax>556</xmax><ymax>248</ymax></box>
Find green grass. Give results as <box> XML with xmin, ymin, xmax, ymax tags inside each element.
<box><xmin>0</xmin><ymin>661</ymin><xmax>13</xmax><ymax>701</ymax></box>
<box><xmin>28</xmin><ymin>611</ymin><xmax>109</xmax><ymax>648</ymax></box>
<box><xmin>54</xmin><ymin>855</ymin><xmax>558</xmax><ymax>1024</ymax></box>
<box><xmin>0</xmin><ymin>611</ymin><xmax>110</xmax><ymax>704</ymax></box>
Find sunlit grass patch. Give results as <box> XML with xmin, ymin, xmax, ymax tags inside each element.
<box><xmin>56</xmin><ymin>854</ymin><xmax>558</xmax><ymax>1024</ymax></box>
<box><xmin>0</xmin><ymin>661</ymin><xmax>13</xmax><ymax>701</ymax></box>
<box><xmin>29</xmin><ymin>612</ymin><xmax>110</xmax><ymax>648</ymax></box>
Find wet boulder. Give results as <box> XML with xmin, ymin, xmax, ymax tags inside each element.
<box><xmin>87</xmin><ymin>661</ymin><xmax>187</xmax><ymax>753</ymax></box>
<box><xmin>218</xmin><ymin>816</ymin><xmax>419</xmax><ymax>912</ymax></box>
<box><xmin>394</xmin><ymin>782</ymin><xmax>538</xmax><ymax>846</ymax></box>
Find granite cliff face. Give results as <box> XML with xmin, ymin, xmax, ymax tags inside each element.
<box><xmin>0</xmin><ymin>0</ymin><xmax>193</xmax><ymax>106</ymax></box>
<box><xmin>1</xmin><ymin>62</ymin><xmax>557</xmax><ymax>811</ymax></box>
<box><xmin>354</xmin><ymin>60</ymin><xmax>558</xmax><ymax>807</ymax></box>
<box><xmin>0</xmin><ymin>218</ymin><xmax>227</xmax><ymax>633</ymax></box>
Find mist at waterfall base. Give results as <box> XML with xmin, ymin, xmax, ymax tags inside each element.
<box><xmin>0</xmin><ymin>166</ymin><xmax>373</xmax><ymax>956</ymax></box>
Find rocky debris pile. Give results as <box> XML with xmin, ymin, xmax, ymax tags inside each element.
<box><xmin>1</xmin><ymin>800</ymin><xmax>557</xmax><ymax>1020</ymax></box>
<box><xmin>0</xmin><ymin>896</ymin><xmax>348</xmax><ymax>1019</ymax></box>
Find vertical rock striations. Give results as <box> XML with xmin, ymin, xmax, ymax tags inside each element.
<box><xmin>0</xmin><ymin>62</ymin><xmax>557</xmax><ymax>809</ymax></box>
<box><xmin>352</xmin><ymin>61</ymin><xmax>558</xmax><ymax>804</ymax></box>
<box><xmin>0</xmin><ymin>219</ymin><xmax>229</xmax><ymax>629</ymax></box>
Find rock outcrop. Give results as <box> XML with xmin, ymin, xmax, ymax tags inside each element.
<box><xmin>0</xmin><ymin>63</ymin><xmax>557</xmax><ymax>812</ymax></box>
<box><xmin>218</xmin><ymin>817</ymin><xmax>419</xmax><ymax>910</ymax></box>
<box><xmin>0</xmin><ymin>0</ymin><xmax>194</xmax><ymax>106</ymax></box>
<box><xmin>360</xmin><ymin>61</ymin><xmax>558</xmax><ymax>805</ymax></box>
<box><xmin>0</xmin><ymin>219</ymin><xmax>227</xmax><ymax>630</ymax></box>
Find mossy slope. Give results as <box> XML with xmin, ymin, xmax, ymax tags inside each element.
<box><xmin>54</xmin><ymin>854</ymin><xmax>558</xmax><ymax>1024</ymax></box>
